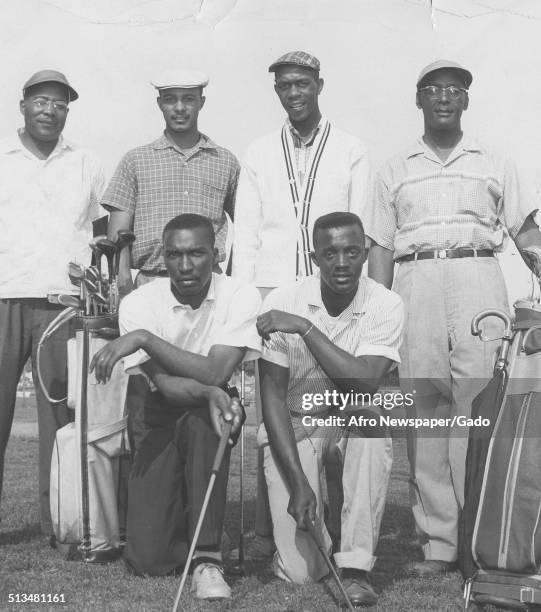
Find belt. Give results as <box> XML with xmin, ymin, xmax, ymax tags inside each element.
<box><xmin>396</xmin><ymin>248</ymin><xmax>494</xmax><ymax>263</ymax></box>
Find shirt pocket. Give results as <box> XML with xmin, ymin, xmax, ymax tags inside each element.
<box><xmin>199</xmin><ymin>182</ymin><xmax>227</xmax><ymax>218</ymax></box>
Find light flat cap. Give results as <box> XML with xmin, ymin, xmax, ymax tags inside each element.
<box><xmin>151</xmin><ymin>70</ymin><xmax>209</xmax><ymax>91</ymax></box>
<box><xmin>23</xmin><ymin>70</ymin><xmax>79</xmax><ymax>101</ymax></box>
<box><xmin>269</xmin><ymin>50</ymin><xmax>320</xmax><ymax>73</ymax></box>
<box><xmin>416</xmin><ymin>59</ymin><xmax>473</xmax><ymax>88</ymax></box>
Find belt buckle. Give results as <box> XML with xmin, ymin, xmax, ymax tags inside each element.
<box><xmin>437</xmin><ymin>249</ymin><xmax>447</xmax><ymax>259</ymax></box>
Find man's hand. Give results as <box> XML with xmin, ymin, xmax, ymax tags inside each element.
<box><xmin>287</xmin><ymin>479</ymin><xmax>317</xmax><ymax>530</ymax></box>
<box><xmin>257</xmin><ymin>310</ymin><xmax>310</xmax><ymax>341</ymax></box>
<box><xmin>208</xmin><ymin>387</ymin><xmax>244</xmax><ymax>445</ymax></box>
<box><xmin>89</xmin><ymin>330</ymin><xmax>147</xmax><ymax>383</ymax></box>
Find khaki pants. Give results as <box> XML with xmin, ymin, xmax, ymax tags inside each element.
<box><xmin>260</xmin><ymin>425</ymin><xmax>392</xmax><ymax>583</ymax></box>
<box><xmin>394</xmin><ymin>257</ymin><xmax>508</xmax><ymax>562</ymax></box>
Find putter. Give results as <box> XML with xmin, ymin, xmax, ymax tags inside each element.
<box><xmin>305</xmin><ymin>517</ymin><xmax>355</xmax><ymax>611</ymax></box>
<box><xmin>114</xmin><ymin>229</ymin><xmax>136</xmax><ymax>278</ymax></box>
<box><xmin>172</xmin><ymin>420</ymin><xmax>233</xmax><ymax>612</ymax></box>
<box><xmin>230</xmin><ymin>364</ymin><xmax>246</xmax><ymax>576</ymax></box>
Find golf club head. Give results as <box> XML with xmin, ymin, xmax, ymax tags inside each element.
<box><xmin>95</xmin><ymin>238</ymin><xmax>117</xmax><ymax>281</ymax></box>
<box><xmin>57</xmin><ymin>294</ymin><xmax>83</xmax><ymax>309</ymax></box>
<box><xmin>115</xmin><ymin>229</ymin><xmax>136</xmax><ymax>247</ymax></box>
<box><xmin>68</xmin><ymin>262</ymin><xmax>84</xmax><ymax>285</ymax></box>
<box><xmin>47</xmin><ymin>294</ymin><xmax>60</xmax><ymax>304</ymax></box>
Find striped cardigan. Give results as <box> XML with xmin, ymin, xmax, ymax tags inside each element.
<box><xmin>232</xmin><ymin>119</ymin><xmax>371</xmax><ymax>287</ymax></box>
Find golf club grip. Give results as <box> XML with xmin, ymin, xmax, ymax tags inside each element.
<box><xmin>212</xmin><ymin>421</ymin><xmax>233</xmax><ymax>473</ymax></box>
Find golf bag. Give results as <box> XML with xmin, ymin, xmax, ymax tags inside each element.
<box><xmin>49</xmin><ymin>314</ymin><xmax>130</xmax><ymax>562</ymax></box>
<box><xmin>461</xmin><ymin>300</ymin><xmax>541</xmax><ymax>610</ymax></box>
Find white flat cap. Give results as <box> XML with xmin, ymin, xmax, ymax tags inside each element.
<box><xmin>151</xmin><ymin>70</ymin><xmax>209</xmax><ymax>91</ymax></box>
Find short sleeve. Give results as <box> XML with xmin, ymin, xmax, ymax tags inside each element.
<box><xmin>100</xmin><ymin>152</ymin><xmax>137</xmax><ymax>214</ymax></box>
<box><xmin>260</xmin><ymin>287</ymin><xmax>291</xmax><ymax>368</ymax></box>
<box><xmin>211</xmin><ymin>283</ymin><xmax>262</xmax><ymax>362</ymax></box>
<box><xmin>501</xmin><ymin>157</ymin><xmax>540</xmax><ymax>238</ymax></box>
<box><xmin>354</xmin><ymin>288</ymin><xmax>404</xmax><ymax>363</ymax></box>
<box><xmin>119</xmin><ymin>288</ymin><xmax>159</xmax><ymax>373</ymax></box>
<box><xmin>363</xmin><ymin>165</ymin><xmax>397</xmax><ymax>250</ymax></box>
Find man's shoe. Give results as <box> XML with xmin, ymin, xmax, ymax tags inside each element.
<box><xmin>191</xmin><ymin>562</ymin><xmax>232</xmax><ymax>600</ymax></box>
<box><xmin>407</xmin><ymin>559</ymin><xmax>457</xmax><ymax>576</ymax></box>
<box><xmin>341</xmin><ymin>570</ymin><xmax>378</xmax><ymax>607</ymax></box>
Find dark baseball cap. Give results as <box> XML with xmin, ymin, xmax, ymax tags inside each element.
<box><xmin>23</xmin><ymin>70</ymin><xmax>79</xmax><ymax>102</ymax></box>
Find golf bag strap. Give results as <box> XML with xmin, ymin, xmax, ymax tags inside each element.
<box><xmin>87</xmin><ymin>417</ymin><xmax>128</xmax><ymax>445</ymax></box>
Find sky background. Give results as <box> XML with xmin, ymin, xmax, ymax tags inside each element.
<box><xmin>5</xmin><ymin>0</ymin><xmax>541</xmax><ymax>302</ymax></box>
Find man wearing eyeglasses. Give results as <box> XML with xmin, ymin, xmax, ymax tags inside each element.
<box><xmin>0</xmin><ymin>70</ymin><xmax>105</xmax><ymax>541</ymax></box>
<box><xmin>366</xmin><ymin>60</ymin><xmax>541</xmax><ymax>576</ymax></box>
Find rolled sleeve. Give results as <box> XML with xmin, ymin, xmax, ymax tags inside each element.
<box><xmin>212</xmin><ymin>284</ymin><xmax>262</xmax><ymax>361</ymax></box>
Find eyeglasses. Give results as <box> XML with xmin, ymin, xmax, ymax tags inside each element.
<box><xmin>418</xmin><ymin>85</ymin><xmax>468</xmax><ymax>100</ymax></box>
<box><xmin>31</xmin><ymin>97</ymin><xmax>69</xmax><ymax>112</ymax></box>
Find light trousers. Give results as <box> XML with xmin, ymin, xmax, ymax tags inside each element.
<box><xmin>394</xmin><ymin>257</ymin><xmax>508</xmax><ymax>561</ymax></box>
<box><xmin>261</xmin><ymin>425</ymin><xmax>392</xmax><ymax>583</ymax></box>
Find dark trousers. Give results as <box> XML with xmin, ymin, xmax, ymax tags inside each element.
<box><xmin>0</xmin><ymin>298</ymin><xmax>71</xmax><ymax>534</ymax></box>
<box><xmin>124</xmin><ymin>376</ymin><xmax>231</xmax><ymax>576</ymax></box>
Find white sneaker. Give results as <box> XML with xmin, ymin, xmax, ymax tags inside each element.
<box><xmin>190</xmin><ymin>562</ymin><xmax>232</xmax><ymax>600</ymax></box>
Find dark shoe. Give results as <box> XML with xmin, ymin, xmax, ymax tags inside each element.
<box><xmin>340</xmin><ymin>569</ymin><xmax>378</xmax><ymax>607</ymax></box>
<box><xmin>48</xmin><ymin>535</ymin><xmax>57</xmax><ymax>549</ymax></box>
<box><xmin>407</xmin><ymin>559</ymin><xmax>457</xmax><ymax>576</ymax></box>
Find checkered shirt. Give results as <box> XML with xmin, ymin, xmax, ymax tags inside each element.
<box><xmin>286</xmin><ymin>117</ymin><xmax>322</xmax><ymax>186</ymax></box>
<box><xmin>365</xmin><ymin>137</ymin><xmax>538</xmax><ymax>258</ymax></box>
<box><xmin>101</xmin><ymin>133</ymin><xmax>239</xmax><ymax>271</ymax></box>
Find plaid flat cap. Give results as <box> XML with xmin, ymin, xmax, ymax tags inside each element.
<box><xmin>268</xmin><ymin>51</ymin><xmax>320</xmax><ymax>73</ymax></box>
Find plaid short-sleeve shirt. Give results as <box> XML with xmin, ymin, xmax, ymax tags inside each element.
<box><xmin>101</xmin><ymin>133</ymin><xmax>240</xmax><ymax>271</ymax></box>
<box><xmin>365</xmin><ymin>137</ymin><xmax>538</xmax><ymax>258</ymax></box>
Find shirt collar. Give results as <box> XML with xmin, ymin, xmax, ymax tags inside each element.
<box><xmin>406</xmin><ymin>135</ymin><xmax>482</xmax><ymax>160</ymax></box>
<box><xmin>152</xmin><ymin>132</ymin><xmax>218</xmax><ymax>152</ymax></box>
<box><xmin>167</xmin><ymin>272</ymin><xmax>217</xmax><ymax>311</ymax></box>
<box><xmin>285</xmin><ymin>115</ymin><xmax>325</xmax><ymax>146</ymax></box>
<box><xmin>306</xmin><ymin>274</ymin><xmax>368</xmax><ymax>316</ymax></box>
<box><xmin>1</xmin><ymin>129</ymin><xmax>75</xmax><ymax>156</ymax></box>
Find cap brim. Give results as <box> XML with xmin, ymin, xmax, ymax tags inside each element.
<box><xmin>24</xmin><ymin>79</ymin><xmax>78</xmax><ymax>102</ymax></box>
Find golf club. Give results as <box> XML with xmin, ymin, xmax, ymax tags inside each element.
<box><xmin>89</xmin><ymin>236</ymin><xmax>106</xmax><ymax>278</ymax></box>
<box><xmin>57</xmin><ymin>294</ymin><xmax>83</xmax><ymax>310</ymax></box>
<box><xmin>305</xmin><ymin>517</ymin><xmax>355</xmax><ymax>611</ymax></box>
<box><xmin>114</xmin><ymin>229</ymin><xmax>136</xmax><ymax>278</ymax></box>
<box><xmin>230</xmin><ymin>363</ymin><xmax>246</xmax><ymax>576</ymax></box>
<box><xmin>172</xmin><ymin>420</ymin><xmax>233</xmax><ymax>612</ymax></box>
<box><xmin>96</xmin><ymin>238</ymin><xmax>118</xmax><ymax>312</ymax></box>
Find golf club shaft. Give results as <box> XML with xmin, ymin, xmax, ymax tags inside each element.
<box><xmin>238</xmin><ymin>363</ymin><xmax>246</xmax><ymax>567</ymax></box>
<box><xmin>305</xmin><ymin>519</ymin><xmax>355</xmax><ymax>611</ymax></box>
<box><xmin>172</xmin><ymin>421</ymin><xmax>233</xmax><ymax>612</ymax></box>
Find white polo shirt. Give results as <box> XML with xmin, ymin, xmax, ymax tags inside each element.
<box><xmin>0</xmin><ymin>130</ymin><xmax>105</xmax><ymax>298</ymax></box>
<box><xmin>261</xmin><ymin>275</ymin><xmax>404</xmax><ymax>438</ymax></box>
<box><xmin>120</xmin><ymin>273</ymin><xmax>262</xmax><ymax>377</ymax></box>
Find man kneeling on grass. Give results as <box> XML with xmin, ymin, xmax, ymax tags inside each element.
<box><xmin>256</xmin><ymin>212</ymin><xmax>404</xmax><ymax>606</ymax></box>
<box><xmin>90</xmin><ymin>213</ymin><xmax>261</xmax><ymax>599</ymax></box>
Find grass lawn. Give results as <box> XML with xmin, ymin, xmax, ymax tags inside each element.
<box><xmin>1</xmin><ymin>401</ymin><xmax>471</xmax><ymax>611</ymax></box>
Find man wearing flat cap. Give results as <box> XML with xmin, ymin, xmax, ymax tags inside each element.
<box><xmin>0</xmin><ymin>70</ymin><xmax>105</xmax><ymax>539</ymax></box>
<box><xmin>366</xmin><ymin>60</ymin><xmax>541</xmax><ymax>575</ymax></box>
<box><xmin>102</xmin><ymin>70</ymin><xmax>240</xmax><ymax>292</ymax></box>
<box><xmin>230</xmin><ymin>49</ymin><xmax>372</xmax><ymax>573</ymax></box>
